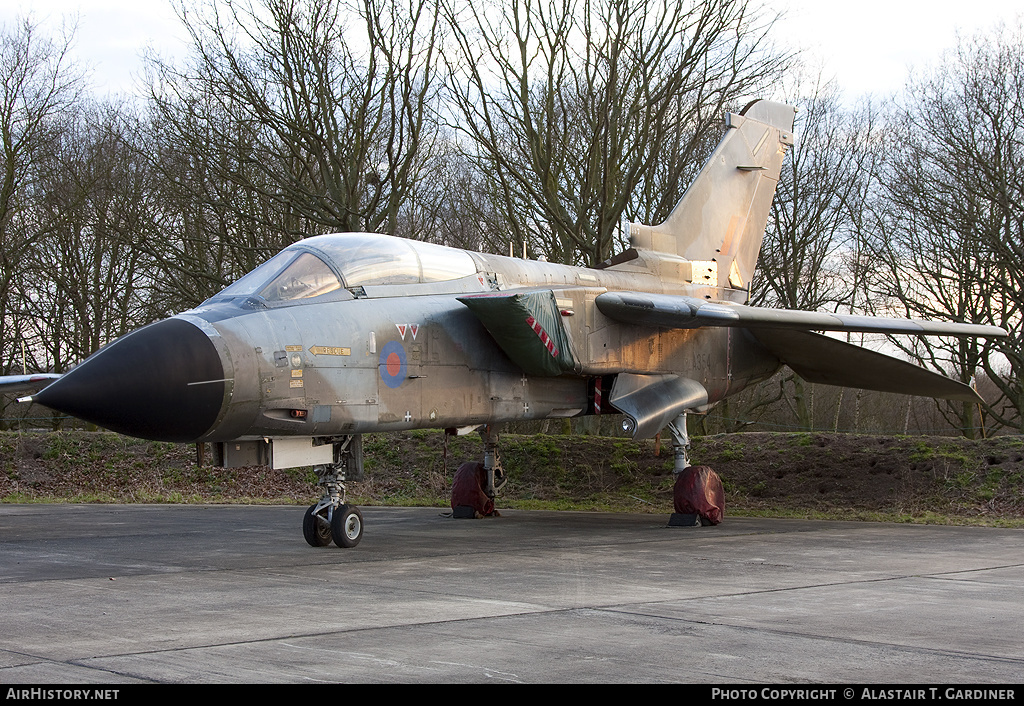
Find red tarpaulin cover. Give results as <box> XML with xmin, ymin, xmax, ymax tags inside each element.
<box><xmin>673</xmin><ymin>465</ymin><xmax>724</xmax><ymax>525</ymax></box>
<box><xmin>451</xmin><ymin>462</ymin><xmax>496</xmax><ymax>517</ymax></box>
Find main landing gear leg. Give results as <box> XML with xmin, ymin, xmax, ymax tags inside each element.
<box><xmin>480</xmin><ymin>424</ymin><xmax>507</xmax><ymax>499</ymax></box>
<box><xmin>666</xmin><ymin>412</ymin><xmax>725</xmax><ymax>527</ymax></box>
<box><xmin>667</xmin><ymin>412</ymin><xmax>691</xmax><ymax>475</ymax></box>
<box><xmin>302</xmin><ymin>436</ymin><xmax>364</xmax><ymax>548</ymax></box>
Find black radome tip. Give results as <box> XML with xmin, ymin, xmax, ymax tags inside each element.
<box><xmin>34</xmin><ymin>318</ymin><xmax>226</xmax><ymax>442</ymax></box>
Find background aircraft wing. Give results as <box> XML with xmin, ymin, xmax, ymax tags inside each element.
<box><xmin>0</xmin><ymin>374</ymin><xmax>63</xmax><ymax>397</ymax></box>
<box><xmin>595</xmin><ymin>291</ymin><xmax>1008</xmax><ymax>338</ymax></box>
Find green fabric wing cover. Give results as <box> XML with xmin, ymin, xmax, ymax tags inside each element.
<box><xmin>458</xmin><ymin>291</ymin><xmax>577</xmax><ymax>376</ymax></box>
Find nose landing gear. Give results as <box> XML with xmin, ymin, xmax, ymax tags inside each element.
<box><xmin>301</xmin><ymin>435</ymin><xmax>364</xmax><ymax>548</ymax></box>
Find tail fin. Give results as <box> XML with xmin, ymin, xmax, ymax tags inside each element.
<box><xmin>627</xmin><ymin>99</ymin><xmax>795</xmax><ymax>291</ymax></box>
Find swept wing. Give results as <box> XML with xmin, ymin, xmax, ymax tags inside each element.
<box><xmin>595</xmin><ymin>291</ymin><xmax>1007</xmax><ymax>338</ymax></box>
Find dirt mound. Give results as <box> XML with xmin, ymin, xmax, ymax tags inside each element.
<box><xmin>693</xmin><ymin>432</ymin><xmax>1024</xmax><ymax>522</ymax></box>
<box><xmin>2</xmin><ymin>430</ymin><xmax>1023</xmax><ymax>524</ymax></box>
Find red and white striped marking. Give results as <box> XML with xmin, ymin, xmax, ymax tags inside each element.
<box><xmin>525</xmin><ymin>316</ymin><xmax>559</xmax><ymax>358</ymax></box>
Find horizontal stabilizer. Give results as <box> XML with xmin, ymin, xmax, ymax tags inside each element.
<box><xmin>750</xmin><ymin>329</ymin><xmax>982</xmax><ymax>403</ymax></box>
<box><xmin>595</xmin><ymin>291</ymin><xmax>1008</xmax><ymax>338</ymax></box>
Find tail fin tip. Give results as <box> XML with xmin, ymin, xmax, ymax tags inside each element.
<box><xmin>627</xmin><ymin>99</ymin><xmax>796</xmax><ymax>291</ymax></box>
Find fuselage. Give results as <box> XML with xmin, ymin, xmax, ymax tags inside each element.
<box><xmin>34</xmin><ymin>233</ymin><xmax>782</xmax><ymax>442</ymax></box>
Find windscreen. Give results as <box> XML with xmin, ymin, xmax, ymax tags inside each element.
<box><xmin>213</xmin><ymin>233</ymin><xmax>477</xmax><ymax>304</ymax></box>
<box><xmin>258</xmin><ymin>252</ymin><xmax>342</xmax><ymax>301</ymax></box>
<box><xmin>215</xmin><ymin>251</ymin><xmax>341</xmax><ymax>302</ymax></box>
<box><xmin>216</xmin><ymin>250</ymin><xmax>295</xmax><ymax>298</ymax></box>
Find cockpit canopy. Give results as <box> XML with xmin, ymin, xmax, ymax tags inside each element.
<box><xmin>213</xmin><ymin>232</ymin><xmax>478</xmax><ymax>303</ymax></box>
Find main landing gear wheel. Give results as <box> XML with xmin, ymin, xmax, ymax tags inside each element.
<box><xmin>303</xmin><ymin>504</ymin><xmax>333</xmax><ymax>547</ymax></box>
<box><xmin>331</xmin><ymin>504</ymin><xmax>363</xmax><ymax>548</ymax></box>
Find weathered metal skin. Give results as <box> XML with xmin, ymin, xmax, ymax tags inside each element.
<box><xmin>171</xmin><ymin>250</ymin><xmax>780</xmax><ymax>444</ymax></box>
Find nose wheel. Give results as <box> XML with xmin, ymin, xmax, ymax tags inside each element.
<box><xmin>302</xmin><ymin>504</ymin><xmax>333</xmax><ymax>547</ymax></box>
<box><xmin>331</xmin><ymin>504</ymin><xmax>363</xmax><ymax>548</ymax></box>
<box><xmin>302</xmin><ymin>439</ymin><xmax>364</xmax><ymax>549</ymax></box>
<box><xmin>303</xmin><ymin>501</ymin><xmax>364</xmax><ymax>548</ymax></box>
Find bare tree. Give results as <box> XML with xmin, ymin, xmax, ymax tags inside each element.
<box><xmin>151</xmin><ymin>0</ymin><xmax>442</xmax><ymax>231</ymax></box>
<box><xmin>745</xmin><ymin>74</ymin><xmax>881</xmax><ymax>430</ymax></box>
<box><xmin>753</xmin><ymin>77</ymin><xmax>878</xmax><ymax>312</ymax></box>
<box><xmin>442</xmin><ymin>0</ymin><xmax>789</xmax><ymax>266</ymax></box>
<box><xmin>142</xmin><ymin>93</ymin><xmax>298</xmax><ymax>307</ymax></box>
<box><xmin>0</xmin><ymin>16</ymin><xmax>84</xmax><ymax>376</ymax></box>
<box><xmin>390</xmin><ymin>135</ymin><xmax>515</xmax><ymax>252</ymax></box>
<box><xmin>143</xmin><ymin>0</ymin><xmax>445</xmax><ymax>303</ymax></box>
<box><xmin>870</xmin><ymin>22</ymin><xmax>1024</xmax><ymax>435</ymax></box>
<box><xmin>24</xmin><ymin>101</ymin><xmax>159</xmax><ymax>372</ymax></box>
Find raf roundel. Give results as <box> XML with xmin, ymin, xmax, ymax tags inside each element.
<box><xmin>379</xmin><ymin>340</ymin><xmax>408</xmax><ymax>389</ymax></box>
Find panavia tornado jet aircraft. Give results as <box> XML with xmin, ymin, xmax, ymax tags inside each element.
<box><xmin>4</xmin><ymin>99</ymin><xmax>1007</xmax><ymax>547</ymax></box>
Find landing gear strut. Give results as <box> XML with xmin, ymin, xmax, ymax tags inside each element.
<box><xmin>480</xmin><ymin>424</ymin><xmax>507</xmax><ymax>499</ymax></box>
<box><xmin>302</xmin><ymin>436</ymin><xmax>364</xmax><ymax>548</ymax></box>
<box><xmin>667</xmin><ymin>412</ymin><xmax>691</xmax><ymax>474</ymax></box>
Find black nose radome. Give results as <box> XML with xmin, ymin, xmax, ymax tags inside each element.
<box><xmin>34</xmin><ymin>318</ymin><xmax>225</xmax><ymax>442</ymax></box>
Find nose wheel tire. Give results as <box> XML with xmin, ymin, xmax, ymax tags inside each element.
<box><xmin>302</xmin><ymin>505</ymin><xmax>333</xmax><ymax>547</ymax></box>
<box><xmin>331</xmin><ymin>504</ymin><xmax>363</xmax><ymax>548</ymax></box>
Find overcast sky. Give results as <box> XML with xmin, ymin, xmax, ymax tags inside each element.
<box><xmin>2</xmin><ymin>0</ymin><xmax>1022</xmax><ymax>100</ymax></box>
<box><xmin>777</xmin><ymin>0</ymin><xmax>1022</xmax><ymax>100</ymax></box>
